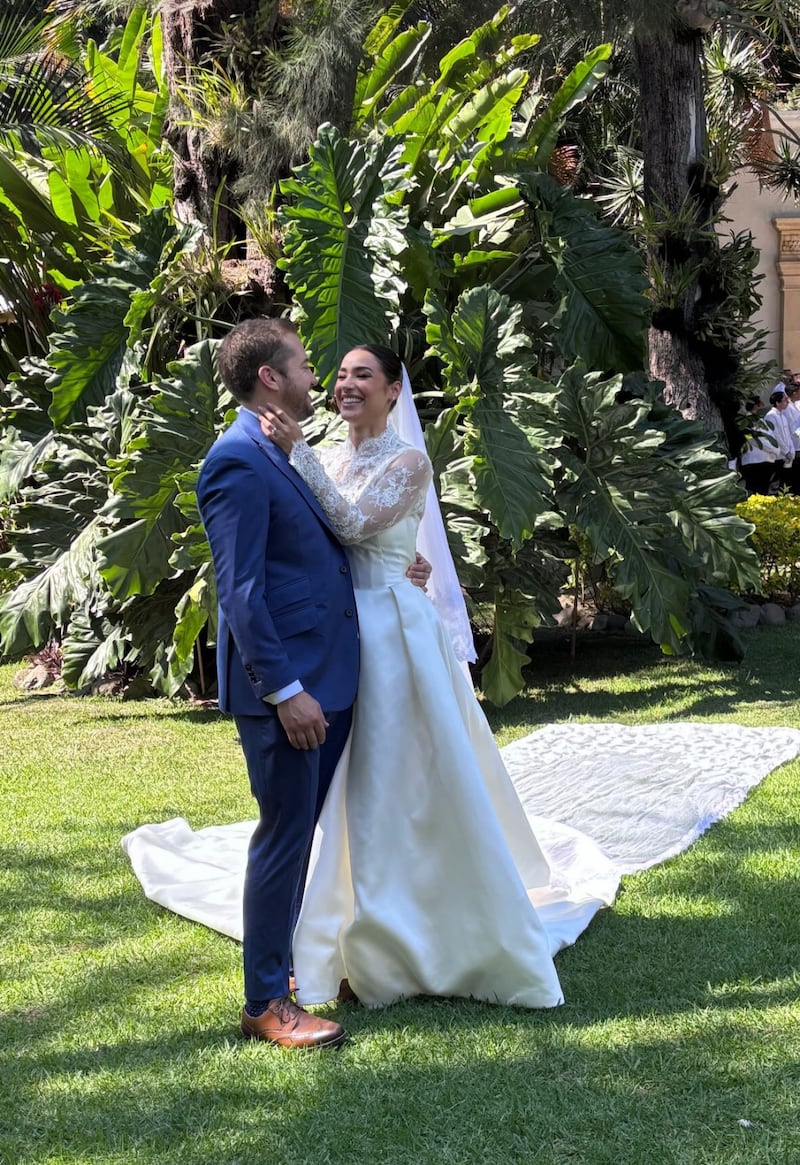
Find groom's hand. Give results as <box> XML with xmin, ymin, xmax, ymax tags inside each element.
<box><xmin>277</xmin><ymin>692</ymin><xmax>329</xmax><ymax>750</ymax></box>
<box><xmin>406</xmin><ymin>552</ymin><xmax>431</xmax><ymax>590</ymax></box>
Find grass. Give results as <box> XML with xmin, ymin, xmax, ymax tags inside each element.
<box><xmin>1</xmin><ymin>626</ymin><xmax>799</xmax><ymax>1164</ymax></box>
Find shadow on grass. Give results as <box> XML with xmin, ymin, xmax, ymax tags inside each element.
<box><xmin>483</xmin><ymin>628</ymin><xmax>800</xmax><ymax>733</ymax></box>
<box><xmin>489</xmin><ymin>680</ymin><xmax>754</xmax><ymax>729</ymax></box>
<box><xmin>2</xmin><ymin>913</ymin><xmax>796</xmax><ymax>1165</ymax></box>
<box><xmin>0</xmin><ymin>688</ymin><xmax>226</xmax><ymax>724</ymax></box>
<box><xmin>521</xmin><ymin>622</ymin><xmax>800</xmax><ymax>690</ymax></box>
<box><xmin>4</xmin><ymin>810</ymin><xmax>797</xmax><ymax>1164</ymax></box>
<box><xmin>2</xmin><ymin>634</ymin><xmax>799</xmax><ymax>1161</ymax></box>
<box><xmin>0</xmin><ymin>690</ymin><xmax>70</xmax><ymax>708</ymax></box>
<box><xmin>70</xmin><ymin>707</ymin><xmax>228</xmax><ymax>727</ymax></box>
<box><xmin>4</xmin><ymin>807</ymin><xmax>796</xmax><ymax>1031</ymax></box>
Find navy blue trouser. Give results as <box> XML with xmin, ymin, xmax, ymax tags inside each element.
<box><xmin>234</xmin><ymin>705</ymin><xmax>352</xmax><ymax>1003</ymax></box>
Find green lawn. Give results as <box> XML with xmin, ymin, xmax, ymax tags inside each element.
<box><xmin>2</xmin><ymin>627</ymin><xmax>799</xmax><ymax>1164</ymax></box>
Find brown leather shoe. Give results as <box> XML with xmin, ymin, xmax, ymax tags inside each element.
<box><xmin>240</xmin><ymin>997</ymin><xmax>347</xmax><ymax>1050</ymax></box>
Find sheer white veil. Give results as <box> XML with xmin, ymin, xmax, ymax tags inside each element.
<box><xmin>390</xmin><ymin>365</ymin><xmax>477</xmax><ymax>663</ymax></box>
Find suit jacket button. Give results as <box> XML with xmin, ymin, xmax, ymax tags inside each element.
<box><xmin>339</xmin><ymin>564</ymin><xmax>348</xmax><ymax>574</ymax></box>
<box><xmin>345</xmin><ymin>608</ymin><xmax>354</xmax><ymax>617</ymax></box>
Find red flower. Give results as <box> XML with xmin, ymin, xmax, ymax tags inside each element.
<box><xmin>31</xmin><ymin>282</ymin><xmax>65</xmax><ymax>314</ymax></box>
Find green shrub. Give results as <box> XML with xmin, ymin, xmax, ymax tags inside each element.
<box><xmin>736</xmin><ymin>494</ymin><xmax>800</xmax><ymax>597</ymax></box>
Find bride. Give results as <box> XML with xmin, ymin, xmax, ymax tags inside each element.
<box><xmin>258</xmin><ymin>344</ymin><xmax>564</xmax><ymax>1010</ymax></box>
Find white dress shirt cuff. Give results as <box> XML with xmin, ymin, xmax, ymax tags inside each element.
<box><xmin>263</xmin><ymin>680</ymin><xmax>304</xmax><ymax>705</ymax></box>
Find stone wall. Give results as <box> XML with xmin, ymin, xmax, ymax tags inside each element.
<box><xmin>722</xmin><ymin>109</ymin><xmax>800</xmax><ymax>378</ymax></box>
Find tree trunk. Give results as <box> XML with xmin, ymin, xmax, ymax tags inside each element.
<box><xmin>634</xmin><ymin>13</ymin><xmax>724</xmax><ymax>432</ymax></box>
<box><xmin>161</xmin><ymin>0</ymin><xmax>277</xmax><ymax>244</ymax></box>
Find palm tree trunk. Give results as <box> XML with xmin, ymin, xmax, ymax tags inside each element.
<box><xmin>634</xmin><ymin>12</ymin><xmax>724</xmax><ymax>432</ymax></box>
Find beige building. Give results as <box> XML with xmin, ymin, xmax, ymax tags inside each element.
<box><xmin>723</xmin><ymin>109</ymin><xmax>800</xmax><ymax>378</ymax></box>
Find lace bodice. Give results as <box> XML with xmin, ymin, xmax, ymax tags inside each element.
<box><xmin>289</xmin><ymin>427</ymin><xmax>431</xmax><ymax>545</ymax></box>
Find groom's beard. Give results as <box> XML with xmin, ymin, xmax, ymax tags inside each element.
<box><xmin>281</xmin><ymin>386</ymin><xmax>315</xmax><ymax>423</ymax></box>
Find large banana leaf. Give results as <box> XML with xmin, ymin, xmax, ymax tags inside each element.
<box><xmin>0</xmin><ymin>152</ymin><xmax>83</xmax><ymax>246</ymax></box>
<box><xmin>433</xmin><ymin>186</ymin><xmax>526</xmax><ymax>249</ymax></box>
<box><xmin>80</xmin><ymin>7</ymin><xmax>171</xmax><ymax>210</ymax></box>
<box><xmin>435</xmin><ymin>7</ymin><xmax>530</xmax><ymax>94</ymax></box>
<box><xmin>374</xmin><ymin>11</ymin><xmax>537</xmax><ymax>212</ymax></box>
<box><xmin>353</xmin><ymin>21</ymin><xmax>430</xmax><ymax>128</ymax></box>
<box><xmin>514</xmin><ymin>45</ymin><xmax>612</xmax><ymax>169</ymax></box>
<box><xmin>437</xmin><ymin>69</ymin><xmax>529</xmax><ymax>168</ymax></box>
<box><xmin>279</xmin><ymin>126</ymin><xmax>409</xmax><ymax>390</ymax></box>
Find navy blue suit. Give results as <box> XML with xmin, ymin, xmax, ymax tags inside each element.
<box><xmin>197</xmin><ymin>407</ymin><xmax>359</xmax><ymax>1002</ymax></box>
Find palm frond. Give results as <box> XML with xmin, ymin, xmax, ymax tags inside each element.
<box><xmin>0</xmin><ymin>2</ymin><xmax>131</xmax><ymax>159</ymax></box>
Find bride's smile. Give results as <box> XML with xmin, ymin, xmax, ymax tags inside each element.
<box><xmin>335</xmin><ymin>349</ymin><xmax>400</xmax><ymax>442</ymax></box>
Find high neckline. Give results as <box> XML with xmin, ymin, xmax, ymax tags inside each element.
<box><xmin>345</xmin><ymin>427</ymin><xmax>400</xmax><ymax>457</ymax></box>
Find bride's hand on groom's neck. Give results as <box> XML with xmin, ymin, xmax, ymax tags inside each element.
<box><xmin>258</xmin><ymin>405</ymin><xmax>303</xmax><ymax>454</ymax></box>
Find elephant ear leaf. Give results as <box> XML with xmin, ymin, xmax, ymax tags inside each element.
<box><xmin>279</xmin><ymin>125</ymin><xmax>409</xmax><ymax>390</ymax></box>
<box><xmin>60</xmin><ymin>607</ymin><xmax>128</xmax><ymax>690</ymax></box>
<box><xmin>97</xmin><ymin>340</ymin><xmax>221</xmax><ymax>601</ymax></box>
<box><xmin>0</xmin><ymin>517</ymin><xmax>102</xmax><ymax>657</ymax></box>
<box><xmin>552</xmin><ymin>363</ymin><xmax>756</xmax><ymax>655</ymax></box>
<box><xmin>521</xmin><ymin>171</ymin><xmax>649</xmax><ymax>373</ymax></box>
<box><xmin>426</xmin><ymin>285</ymin><xmax>554</xmax><ymax>548</ymax></box>
<box><xmin>45</xmin><ymin>209</ymin><xmax>180</xmax><ymax>428</ymax></box>
<box><xmin>481</xmin><ymin>589</ymin><xmax>539</xmax><ymax>706</ymax></box>
<box><xmin>0</xmin><ymin>383</ymin><xmax>135</xmax><ymax>659</ymax></box>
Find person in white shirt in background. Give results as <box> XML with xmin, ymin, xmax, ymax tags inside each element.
<box><xmin>764</xmin><ymin>386</ymin><xmax>795</xmax><ymax>491</ymax></box>
<box><xmin>738</xmin><ymin>395</ymin><xmax>778</xmax><ymax>495</ymax></box>
<box><xmin>784</xmin><ymin>377</ymin><xmax>800</xmax><ymax>494</ymax></box>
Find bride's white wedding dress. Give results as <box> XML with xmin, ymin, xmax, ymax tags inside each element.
<box><xmin>286</xmin><ymin>426</ymin><xmax>564</xmax><ymax>1008</ymax></box>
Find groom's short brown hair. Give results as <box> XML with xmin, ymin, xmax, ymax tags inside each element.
<box><xmin>217</xmin><ymin>317</ymin><xmax>299</xmax><ymax>402</ymax></box>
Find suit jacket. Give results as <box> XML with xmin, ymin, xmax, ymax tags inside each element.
<box><xmin>197</xmin><ymin>408</ymin><xmax>359</xmax><ymax>716</ymax></box>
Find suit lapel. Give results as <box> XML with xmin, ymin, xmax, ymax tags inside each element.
<box><xmin>245</xmin><ymin>426</ymin><xmax>338</xmax><ymax>538</ymax></box>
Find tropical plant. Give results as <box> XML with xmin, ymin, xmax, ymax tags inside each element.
<box><xmin>0</xmin><ymin>2</ymin><xmax>170</xmax><ymax>376</ymax></box>
<box><xmin>736</xmin><ymin>493</ymin><xmax>800</xmax><ymax>597</ymax></box>
<box><xmin>0</xmin><ymin>210</ymin><xmax>228</xmax><ymax>694</ymax></box>
<box><xmin>515</xmin><ymin>0</ymin><xmax>800</xmax><ymax>440</ymax></box>
<box><xmin>275</xmin><ymin>5</ymin><xmax>757</xmax><ymax>700</ymax></box>
<box><xmin>0</xmin><ymin>4</ymin><xmax>760</xmax><ymax>704</ymax></box>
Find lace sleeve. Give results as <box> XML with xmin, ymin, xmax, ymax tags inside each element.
<box><xmin>289</xmin><ymin>441</ymin><xmax>432</xmax><ymax>544</ymax></box>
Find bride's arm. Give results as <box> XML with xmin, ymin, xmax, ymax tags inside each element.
<box><xmin>289</xmin><ymin>441</ymin><xmax>432</xmax><ymax>544</ymax></box>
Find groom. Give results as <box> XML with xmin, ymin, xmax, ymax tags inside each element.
<box><xmin>197</xmin><ymin>317</ymin><xmax>427</xmax><ymax>1050</ymax></box>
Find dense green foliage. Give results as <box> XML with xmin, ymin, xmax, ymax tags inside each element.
<box><xmin>278</xmin><ymin>6</ymin><xmax>759</xmax><ymax>698</ymax></box>
<box><xmin>0</xmin><ymin>3</ymin><xmax>761</xmax><ymax>702</ymax></box>
<box><xmin>0</xmin><ymin>2</ymin><xmax>170</xmax><ymax>374</ymax></box>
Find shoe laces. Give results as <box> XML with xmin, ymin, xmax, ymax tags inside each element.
<box><xmin>269</xmin><ymin>995</ymin><xmax>301</xmax><ymax>1028</ymax></box>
